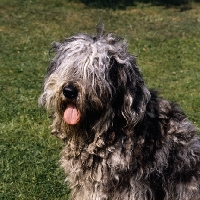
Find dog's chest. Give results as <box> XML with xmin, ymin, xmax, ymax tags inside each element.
<box><xmin>60</xmin><ymin>143</ymin><xmax>153</xmax><ymax>200</ymax></box>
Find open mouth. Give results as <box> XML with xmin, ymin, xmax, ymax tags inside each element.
<box><xmin>63</xmin><ymin>103</ymin><xmax>81</xmax><ymax>125</ymax></box>
<box><xmin>62</xmin><ymin>84</ymin><xmax>81</xmax><ymax>125</ymax></box>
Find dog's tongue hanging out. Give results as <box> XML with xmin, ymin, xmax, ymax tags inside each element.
<box><xmin>63</xmin><ymin>103</ymin><xmax>80</xmax><ymax>125</ymax></box>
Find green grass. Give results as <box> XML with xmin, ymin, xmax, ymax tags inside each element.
<box><xmin>0</xmin><ymin>0</ymin><xmax>200</xmax><ymax>199</ymax></box>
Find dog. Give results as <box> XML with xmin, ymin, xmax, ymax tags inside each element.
<box><xmin>39</xmin><ymin>26</ymin><xmax>200</xmax><ymax>200</ymax></box>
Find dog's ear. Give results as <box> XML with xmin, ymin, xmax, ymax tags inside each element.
<box><xmin>46</xmin><ymin>42</ymin><xmax>62</xmax><ymax>77</ymax></box>
<box><xmin>109</xmin><ymin>57</ymin><xmax>150</xmax><ymax>128</ymax></box>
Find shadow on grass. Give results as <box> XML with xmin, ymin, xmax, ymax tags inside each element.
<box><xmin>75</xmin><ymin>0</ymin><xmax>196</xmax><ymax>9</ymax></box>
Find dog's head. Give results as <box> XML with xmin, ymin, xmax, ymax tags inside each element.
<box><xmin>39</xmin><ymin>28</ymin><xmax>150</xmax><ymax>141</ymax></box>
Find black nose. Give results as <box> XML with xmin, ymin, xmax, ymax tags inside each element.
<box><xmin>63</xmin><ymin>85</ymin><xmax>78</xmax><ymax>99</ymax></box>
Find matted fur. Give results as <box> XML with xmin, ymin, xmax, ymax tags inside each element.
<box><xmin>39</xmin><ymin>27</ymin><xmax>200</xmax><ymax>200</ymax></box>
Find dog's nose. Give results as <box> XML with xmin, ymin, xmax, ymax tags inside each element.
<box><xmin>63</xmin><ymin>85</ymin><xmax>78</xmax><ymax>99</ymax></box>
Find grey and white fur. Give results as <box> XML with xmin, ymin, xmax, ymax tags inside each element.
<box><xmin>39</xmin><ymin>26</ymin><xmax>200</xmax><ymax>200</ymax></box>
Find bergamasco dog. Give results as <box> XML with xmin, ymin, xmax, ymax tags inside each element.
<box><xmin>39</xmin><ymin>25</ymin><xmax>200</xmax><ymax>200</ymax></box>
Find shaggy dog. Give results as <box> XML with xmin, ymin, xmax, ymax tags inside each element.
<box><xmin>39</xmin><ymin>27</ymin><xmax>200</xmax><ymax>200</ymax></box>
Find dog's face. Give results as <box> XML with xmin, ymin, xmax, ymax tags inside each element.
<box><xmin>39</xmin><ymin>32</ymin><xmax>150</xmax><ymax>140</ymax></box>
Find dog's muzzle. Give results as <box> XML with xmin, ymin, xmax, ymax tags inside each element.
<box><xmin>63</xmin><ymin>85</ymin><xmax>78</xmax><ymax>99</ymax></box>
<box><xmin>62</xmin><ymin>85</ymin><xmax>80</xmax><ymax>125</ymax></box>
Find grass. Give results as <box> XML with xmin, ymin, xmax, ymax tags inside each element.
<box><xmin>0</xmin><ymin>0</ymin><xmax>200</xmax><ymax>199</ymax></box>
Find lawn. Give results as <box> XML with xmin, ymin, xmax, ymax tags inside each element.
<box><xmin>0</xmin><ymin>0</ymin><xmax>200</xmax><ymax>199</ymax></box>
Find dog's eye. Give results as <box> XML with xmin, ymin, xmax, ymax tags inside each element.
<box><xmin>109</xmin><ymin>65</ymin><xmax>119</xmax><ymax>87</ymax></box>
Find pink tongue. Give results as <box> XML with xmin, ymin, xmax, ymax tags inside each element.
<box><xmin>63</xmin><ymin>103</ymin><xmax>80</xmax><ymax>125</ymax></box>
